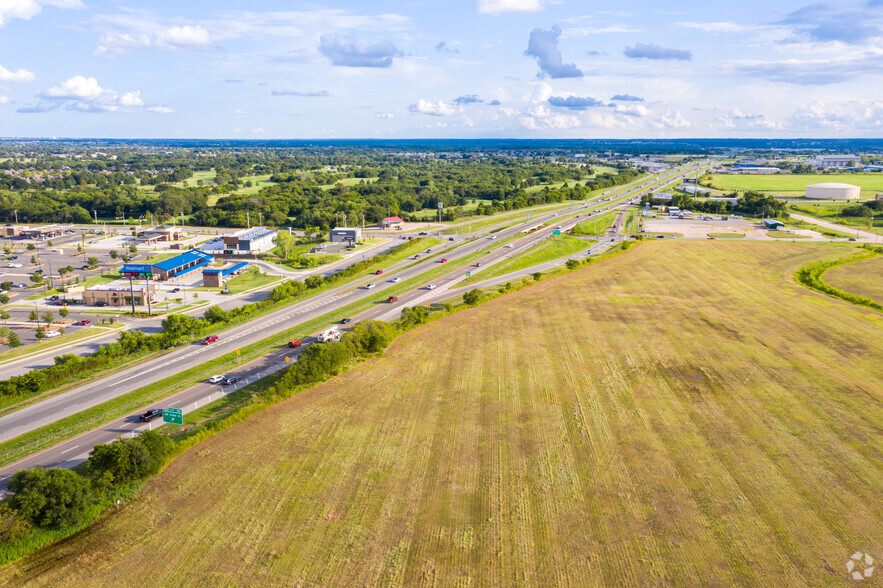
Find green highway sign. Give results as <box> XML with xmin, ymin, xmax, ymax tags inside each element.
<box><xmin>552</xmin><ymin>230</ymin><xmax>562</xmax><ymax>235</ymax></box>
<box><xmin>163</xmin><ymin>407</ymin><xmax>183</xmax><ymax>425</ymax></box>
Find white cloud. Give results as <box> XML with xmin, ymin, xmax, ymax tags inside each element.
<box><xmin>409</xmin><ymin>99</ymin><xmax>456</xmax><ymax>116</ymax></box>
<box><xmin>147</xmin><ymin>105</ymin><xmax>174</xmax><ymax>114</ymax></box>
<box><xmin>652</xmin><ymin>110</ymin><xmax>691</xmax><ymax>129</ymax></box>
<box><xmin>789</xmin><ymin>100</ymin><xmax>883</xmax><ymax>132</ymax></box>
<box><xmin>96</xmin><ymin>24</ymin><xmax>213</xmax><ymax>56</ymax></box>
<box><xmin>375</xmin><ymin>112</ymin><xmax>395</xmax><ymax>119</ymax></box>
<box><xmin>251</xmin><ymin>127</ymin><xmax>266</xmax><ymax>134</ymax></box>
<box><xmin>45</xmin><ymin>75</ymin><xmax>104</xmax><ymax>100</ymax></box>
<box><xmin>716</xmin><ymin>108</ymin><xmax>781</xmax><ymax>130</ymax></box>
<box><xmin>22</xmin><ymin>75</ymin><xmax>147</xmax><ymax>113</ymax></box>
<box><xmin>614</xmin><ymin>104</ymin><xmax>650</xmax><ymax>117</ymax></box>
<box><xmin>0</xmin><ymin>0</ymin><xmax>82</xmax><ymax>28</ymax></box>
<box><xmin>0</xmin><ymin>96</ymin><xmax>9</xmax><ymax>104</ymax></box>
<box><xmin>477</xmin><ymin>0</ymin><xmax>543</xmax><ymax>15</ymax></box>
<box><xmin>678</xmin><ymin>21</ymin><xmax>753</xmax><ymax>33</ymax></box>
<box><xmin>0</xmin><ymin>64</ymin><xmax>35</xmax><ymax>83</ymax></box>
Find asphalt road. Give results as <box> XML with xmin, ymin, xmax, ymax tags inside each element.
<box><xmin>0</xmin><ymin>163</ymin><xmax>703</xmax><ymax>488</ymax></box>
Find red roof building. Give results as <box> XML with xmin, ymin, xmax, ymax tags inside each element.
<box><xmin>379</xmin><ymin>216</ymin><xmax>404</xmax><ymax>229</ymax></box>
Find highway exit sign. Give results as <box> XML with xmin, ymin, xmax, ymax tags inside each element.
<box><xmin>163</xmin><ymin>407</ymin><xmax>183</xmax><ymax>425</ymax></box>
<box><xmin>552</xmin><ymin>230</ymin><xmax>562</xmax><ymax>235</ymax></box>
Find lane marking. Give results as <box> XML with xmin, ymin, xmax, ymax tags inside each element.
<box><xmin>60</xmin><ymin>445</ymin><xmax>79</xmax><ymax>454</ymax></box>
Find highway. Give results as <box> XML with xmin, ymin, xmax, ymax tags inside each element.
<box><xmin>0</xmin><ymin>163</ymin><xmax>705</xmax><ymax>488</ymax></box>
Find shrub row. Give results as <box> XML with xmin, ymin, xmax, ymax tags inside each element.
<box><xmin>794</xmin><ymin>247</ymin><xmax>882</xmax><ymax>312</ymax></box>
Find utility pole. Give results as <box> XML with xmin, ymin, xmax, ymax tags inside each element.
<box><xmin>93</xmin><ymin>210</ymin><xmax>98</xmax><ymax>224</ymax></box>
<box><xmin>246</xmin><ymin>211</ymin><xmax>250</xmax><ymax>228</ymax></box>
<box><xmin>13</xmin><ymin>210</ymin><xmax>17</xmax><ymax>224</ymax></box>
<box><xmin>128</xmin><ymin>276</ymin><xmax>136</xmax><ymax>315</ymax></box>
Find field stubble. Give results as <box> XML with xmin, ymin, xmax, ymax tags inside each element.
<box><xmin>1</xmin><ymin>241</ymin><xmax>881</xmax><ymax>587</ymax></box>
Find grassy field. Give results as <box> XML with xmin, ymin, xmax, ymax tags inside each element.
<box><xmin>823</xmin><ymin>255</ymin><xmax>883</xmax><ymax>303</ymax></box>
<box><xmin>789</xmin><ymin>204</ymin><xmax>883</xmax><ymax>235</ymax></box>
<box><xmin>218</xmin><ymin>269</ymin><xmax>280</xmax><ymax>294</ymax></box>
<box><xmin>4</xmin><ymin>241</ymin><xmax>880</xmax><ymax>586</ymax></box>
<box><xmin>571</xmin><ymin>209</ymin><xmax>619</xmax><ymax>236</ymax></box>
<box><xmin>709</xmin><ymin>173</ymin><xmax>883</xmax><ymax>198</ymax></box>
<box><xmin>707</xmin><ymin>232</ymin><xmax>745</xmax><ymax>238</ymax></box>
<box><xmin>462</xmin><ymin>235</ymin><xmax>592</xmax><ymax>285</ymax></box>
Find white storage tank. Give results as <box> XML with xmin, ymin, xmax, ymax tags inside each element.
<box><xmin>805</xmin><ymin>182</ymin><xmax>860</xmax><ymax>200</ymax></box>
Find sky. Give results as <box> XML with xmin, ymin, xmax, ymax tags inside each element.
<box><xmin>1</xmin><ymin>0</ymin><xmax>882</xmax><ymax>139</ymax></box>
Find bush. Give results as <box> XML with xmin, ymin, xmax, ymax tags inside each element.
<box><xmin>462</xmin><ymin>289</ymin><xmax>482</xmax><ymax>306</ymax></box>
<box><xmin>87</xmin><ymin>430</ymin><xmax>174</xmax><ymax>484</ymax></box>
<box><xmin>0</xmin><ymin>504</ymin><xmax>32</xmax><ymax>543</ymax></box>
<box><xmin>7</xmin><ymin>468</ymin><xmax>92</xmax><ymax>529</ymax></box>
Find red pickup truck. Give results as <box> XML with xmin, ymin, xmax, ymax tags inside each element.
<box><xmin>387</xmin><ymin>296</ymin><xmax>398</xmax><ymax>303</ymax></box>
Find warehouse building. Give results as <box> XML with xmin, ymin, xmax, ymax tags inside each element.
<box><xmin>221</xmin><ymin>227</ymin><xmax>277</xmax><ymax>255</ymax></box>
<box><xmin>812</xmin><ymin>155</ymin><xmax>859</xmax><ymax>169</ymax></box>
<box><xmin>763</xmin><ymin>219</ymin><xmax>786</xmax><ymax>230</ymax></box>
<box><xmin>202</xmin><ymin>262</ymin><xmax>250</xmax><ymax>288</ymax></box>
<box><xmin>329</xmin><ymin>227</ymin><xmax>362</xmax><ymax>244</ymax></box>
<box><xmin>150</xmin><ymin>250</ymin><xmax>214</xmax><ymax>280</ymax></box>
<box><xmin>805</xmin><ymin>182</ymin><xmax>861</xmax><ymax>200</ymax></box>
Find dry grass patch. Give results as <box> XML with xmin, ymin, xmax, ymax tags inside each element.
<box><xmin>2</xmin><ymin>241</ymin><xmax>881</xmax><ymax>587</ymax></box>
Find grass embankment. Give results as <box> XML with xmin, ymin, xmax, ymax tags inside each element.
<box><xmin>822</xmin><ymin>255</ymin><xmax>883</xmax><ymax>303</ymax></box>
<box><xmin>0</xmin><ymin>326</ymin><xmax>120</xmax><ymax>372</ymax></box>
<box><xmin>462</xmin><ymin>235</ymin><xmax>591</xmax><ymax>285</ymax></box>
<box><xmin>707</xmin><ymin>232</ymin><xmax>745</xmax><ymax>238</ymax></box>
<box><xmin>708</xmin><ymin>172</ymin><xmax>883</xmax><ymax>198</ymax></box>
<box><xmin>5</xmin><ymin>241</ymin><xmax>879</xmax><ymax>585</ymax></box>
<box><xmin>789</xmin><ymin>203</ymin><xmax>883</xmax><ymax>236</ymax></box>
<box><xmin>571</xmin><ymin>209</ymin><xmax>619</xmax><ymax>236</ymax></box>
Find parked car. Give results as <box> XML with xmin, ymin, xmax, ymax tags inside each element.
<box><xmin>139</xmin><ymin>409</ymin><xmax>163</xmax><ymax>422</ymax></box>
<box><xmin>288</xmin><ymin>339</ymin><xmax>302</xmax><ymax>348</ymax></box>
<box><xmin>171</xmin><ymin>287</ymin><xmax>181</xmax><ymax>293</ymax></box>
<box><xmin>9</xmin><ymin>255</ymin><xmax>16</xmax><ymax>259</ymax></box>
<box><xmin>43</xmin><ymin>330</ymin><xmax>61</xmax><ymax>338</ymax></box>
<box><xmin>375</xmin><ymin>269</ymin><xmax>383</xmax><ymax>275</ymax></box>
<box><xmin>203</xmin><ymin>335</ymin><xmax>219</xmax><ymax>344</ymax></box>
<box><xmin>340</xmin><ymin>318</ymin><xmax>352</xmax><ymax>324</ymax></box>
<box><xmin>208</xmin><ymin>375</ymin><xmax>225</xmax><ymax>384</ymax></box>
<box><xmin>391</xmin><ymin>277</ymin><xmax>401</xmax><ymax>283</ymax></box>
<box><xmin>95</xmin><ymin>301</ymin><xmax>108</xmax><ymax>307</ymax></box>
<box><xmin>223</xmin><ymin>376</ymin><xmax>239</xmax><ymax>386</ymax></box>
<box><xmin>365</xmin><ymin>282</ymin><xmax>376</xmax><ymax>289</ymax></box>
<box><xmin>49</xmin><ymin>295</ymin><xmax>59</xmax><ymax>301</ymax></box>
<box><xmin>79</xmin><ymin>319</ymin><xmax>91</xmax><ymax>326</ymax></box>
<box><xmin>387</xmin><ymin>296</ymin><xmax>398</xmax><ymax>303</ymax></box>
<box><xmin>51</xmin><ymin>300</ymin><xmax>67</xmax><ymax>306</ymax></box>
<box><xmin>426</xmin><ymin>284</ymin><xmax>436</xmax><ymax>290</ymax></box>
<box><xmin>448</xmin><ymin>237</ymin><xmax>455</xmax><ymax>241</ymax></box>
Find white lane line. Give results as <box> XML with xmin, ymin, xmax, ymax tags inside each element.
<box><xmin>60</xmin><ymin>445</ymin><xmax>79</xmax><ymax>454</ymax></box>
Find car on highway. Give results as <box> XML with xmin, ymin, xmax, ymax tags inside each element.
<box><xmin>441</xmin><ymin>258</ymin><xmax>448</xmax><ymax>263</ymax></box>
<box><xmin>506</xmin><ymin>243</ymin><xmax>514</xmax><ymax>248</ymax></box>
<box><xmin>223</xmin><ymin>376</ymin><xmax>239</xmax><ymax>386</ymax></box>
<box><xmin>365</xmin><ymin>282</ymin><xmax>376</xmax><ymax>289</ymax></box>
<box><xmin>448</xmin><ymin>237</ymin><xmax>455</xmax><ymax>241</ymax></box>
<box><xmin>79</xmin><ymin>319</ymin><xmax>91</xmax><ymax>326</ymax></box>
<box><xmin>488</xmin><ymin>235</ymin><xmax>496</xmax><ymax>240</ymax></box>
<box><xmin>387</xmin><ymin>296</ymin><xmax>398</xmax><ymax>303</ymax></box>
<box><xmin>413</xmin><ymin>254</ymin><xmax>420</xmax><ymax>259</ymax></box>
<box><xmin>391</xmin><ymin>277</ymin><xmax>401</xmax><ymax>283</ymax></box>
<box><xmin>418</xmin><ymin>231</ymin><xmax>427</xmax><ymax>235</ymax></box>
<box><xmin>340</xmin><ymin>317</ymin><xmax>352</xmax><ymax>324</ymax></box>
<box><xmin>139</xmin><ymin>409</ymin><xmax>164</xmax><ymax>422</ymax></box>
<box><xmin>208</xmin><ymin>375</ymin><xmax>225</xmax><ymax>384</ymax></box>
<box><xmin>375</xmin><ymin>269</ymin><xmax>383</xmax><ymax>275</ymax></box>
<box><xmin>426</xmin><ymin>284</ymin><xmax>437</xmax><ymax>290</ymax></box>
<box><xmin>203</xmin><ymin>335</ymin><xmax>219</xmax><ymax>344</ymax></box>
<box><xmin>475</xmin><ymin>262</ymin><xmax>482</xmax><ymax>267</ymax></box>
<box><xmin>426</xmin><ymin>249</ymin><xmax>431</xmax><ymax>253</ymax></box>
<box><xmin>288</xmin><ymin>339</ymin><xmax>302</xmax><ymax>348</ymax></box>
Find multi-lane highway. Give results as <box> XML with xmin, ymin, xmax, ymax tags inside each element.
<box><xmin>0</xmin><ymin>162</ymin><xmax>706</xmax><ymax>488</ymax></box>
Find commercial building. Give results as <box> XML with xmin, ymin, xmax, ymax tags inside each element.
<box><xmin>202</xmin><ymin>262</ymin><xmax>250</xmax><ymax>288</ymax></box>
<box><xmin>150</xmin><ymin>250</ymin><xmax>214</xmax><ymax>280</ymax></box>
<box><xmin>812</xmin><ymin>155</ymin><xmax>859</xmax><ymax>169</ymax></box>
<box><xmin>83</xmin><ymin>284</ymin><xmax>155</xmax><ymax>306</ymax></box>
<box><xmin>805</xmin><ymin>183</ymin><xmax>861</xmax><ymax>200</ymax></box>
<box><xmin>329</xmin><ymin>227</ymin><xmax>362</xmax><ymax>244</ymax></box>
<box><xmin>1</xmin><ymin>225</ymin><xmax>27</xmax><ymax>237</ymax></box>
<box><xmin>379</xmin><ymin>216</ymin><xmax>404</xmax><ymax>230</ymax></box>
<box><xmin>20</xmin><ymin>225</ymin><xmax>65</xmax><ymax>239</ymax></box>
<box><xmin>729</xmin><ymin>167</ymin><xmax>786</xmax><ymax>175</ymax></box>
<box><xmin>763</xmin><ymin>219</ymin><xmax>786</xmax><ymax>230</ymax></box>
<box><xmin>221</xmin><ymin>227</ymin><xmax>277</xmax><ymax>255</ymax></box>
<box><xmin>136</xmin><ymin>225</ymin><xmax>184</xmax><ymax>244</ymax></box>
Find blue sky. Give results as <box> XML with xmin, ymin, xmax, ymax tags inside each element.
<box><xmin>1</xmin><ymin>0</ymin><xmax>881</xmax><ymax>138</ymax></box>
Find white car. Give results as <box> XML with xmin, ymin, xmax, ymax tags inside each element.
<box><xmin>208</xmin><ymin>375</ymin><xmax>225</xmax><ymax>384</ymax></box>
<box><xmin>365</xmin><ymin>282</ymin><xmax>376</xmax><ymax>289</ymax></box>
<box><xmin>426</xmin><ymin>284</ymin><xmax>437</xmax><ymax>290</ymax></box>
<box><xmin>506</xmin><ymin>243</ymin><xmax>514</xmax><ymax>248</ymax></box>
<box><xmin>391</xmin><ymin>277</ymin><xmax>401</xmax><ymax>283</ymax></box>
<box><xmin>0</xmin><ymin>272</ymin><xmax>5</xmax><ymax>276</ymax></box>
<box><xmin>43</xmin><ymin>330</ymin><xmax>61</xmax><ymax>338</ymax></box>
<box><xmin>488</xmin><ymin>235</ymin><xmax>496</xmax><ymax>240</ymax></box>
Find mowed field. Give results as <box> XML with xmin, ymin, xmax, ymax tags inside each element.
<box><xmin>2</xmin><ymin>242</ymin><xmax>882</xmax><ymax>586</ymax></box>
<box><xmin>823</xmin><ymin>255</ymin><xmax>883</xmax><ymax>303</ymax></box>
<box><xmin>710</xmin><ymin>173</ymin><xmax>883</xmax><ymax>198</ymax></box>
